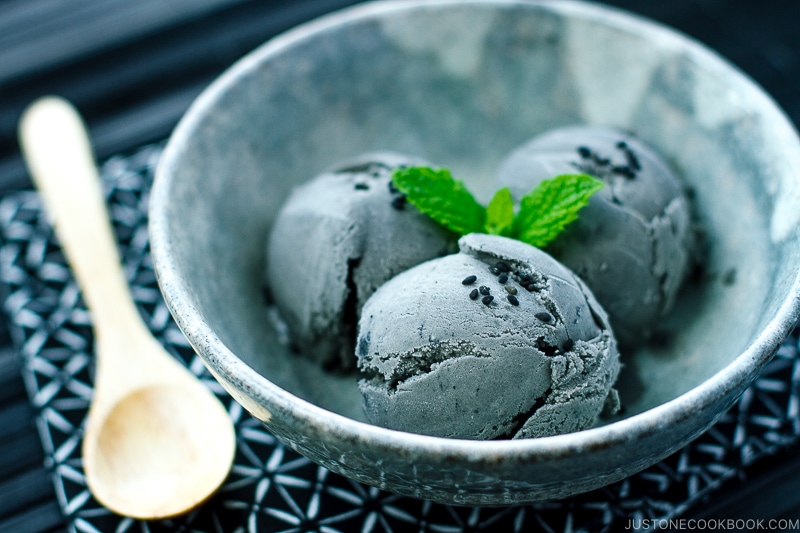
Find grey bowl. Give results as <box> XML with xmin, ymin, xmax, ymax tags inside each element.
<box><xmin>150</xmin><ymin>0</ymin><xmax>800</xmax><ymax>505</ymax></box>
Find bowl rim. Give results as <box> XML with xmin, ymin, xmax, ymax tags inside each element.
<box><xmin>151</xmin><ymin>0</ymin><xmax>800</xmax><ymax>462</ymax></box>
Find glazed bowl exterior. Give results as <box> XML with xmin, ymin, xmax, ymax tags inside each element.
<box><xmin>150</xmin><ymin>0</ymin><xmax>800</xmax><ymax>504</ymax></box>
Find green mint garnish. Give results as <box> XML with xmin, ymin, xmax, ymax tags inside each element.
<box><xmin>391</xmin><ymin>167</ymin><xmax>603</xmax><ymax>248</ymax></box>
<box><xmin>485</xmin><ymin>187</ymin><xmax>515</xmax><ymax>237</ymax></box>
<box><xmin>514</xmin><ymin>173</ymin><xmax>605</xmax><ymax>248</ymax></box>
<box><xmin>391</xmin><ymin>166</ymin><xmax>485</xmax><ymax>235</ymax></box>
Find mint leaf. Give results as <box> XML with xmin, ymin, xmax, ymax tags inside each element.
<box><xmin>392</xmin><ymin>166</ymin><xmax>486</xmax><ymax>235</ymax></box>
<box><xmin>391</xmin><ymin>167</ymin><xmax>602</xmax><ymax>248</ymax></box>
<box><xmin>485</xmin><ymin>187</ymin><xmax>514</xmax><ymax>236</ymax></box>
<box><xmin>514</xmin><ymin>174</ymin><xmax>604</xmax><ymax>248</ymax></box>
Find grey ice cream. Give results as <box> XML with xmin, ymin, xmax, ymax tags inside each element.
<box><xmin>497</xmin><ymin>126</ymin><xmax>693</xmax><ymax>345</ymax></box>
<box><xmin>266</xmin><ymin>152</ymin><xmax>453</xmax><ymax>370</ymax></box>
<box><xmin>356</xmin><ymin>233</ymin><xmax>620</xmax><ymax>440</ymax></box>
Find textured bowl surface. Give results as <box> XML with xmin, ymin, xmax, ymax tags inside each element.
<box><xmin>150</xmin><ymin>0</ymin><xmax>800</xmax><ymax>504</ymax></box>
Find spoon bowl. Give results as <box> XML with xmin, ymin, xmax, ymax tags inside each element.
<box><xmin>19</xmin><ymin>96</ymin><xmax>236</xmax><ymax>519</ymax></box>
<box><xmin>88</xmin><ymin>384</ymin><xmax>232</xmax><ymax>517</ymax></box>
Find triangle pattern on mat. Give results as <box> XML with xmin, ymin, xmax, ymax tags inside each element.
<box><xmin>0</xmin><ymin>142</ymin><xmax>798</xmax><ymax>533</ymax></box>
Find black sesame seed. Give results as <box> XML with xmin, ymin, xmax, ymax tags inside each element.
<box><xmin>504</xmin><ymin>285</ymin><xmax>517</xmax><ymax>295</ymax></box>
<box><xmin>469</xmin><ymin>288</ymin><xmax>480</xmax><ymax>300</ymax></box>
<box><xmin>535</xmin><ymin>311</ymin><xmax>552</xmax><ymax>323</ymax></box>
<box><xmin>388</xmin><ymin>181</ymin><xmax>399</xmax><ymax>193</ymax></box>
<box><xmin>616</xmin><ymin>141</ymin><xmax>641</xmax><ymax>171</ymax></box>
<box><xmin>482</xmin><ymin>295</ymin><xmax>494</xmax><ymax>306</ymax></box>
<box><xmin>354</xmin><ymin>182</ymin><xmax>369</xmax><ymax>190</ymax></box>
<box><xmin>495</xmin><ymin>261</ymin><xmax>511</xmax><ymax>272</ymax></box>
<box><xmin>391</xmin><ymin>196</ymin><xmax>406</xmax><ymax>210</ymax></box>
<box><xmin>722</xmin><ymin>268</ymin><xmax>737</xmax><ymax>286</ymax></box>
<box><xmin>577</xmin><ymin>146</ymin><xmax>592</xmax><ymax>159</ymax></box>
<box><xmin>524</xmin><ymin>283</ymin><xmax>537</xmax><ymax>292</ymax></box>
<box><xmin>507</xmin><ymin>294</ymin><xmax>519</xmax><ymax>306</ymax></box>
<box><xmin>261</xmin><ymin>285</ymin><xmax>272</xmax><ymax>306</ymax></box>
<box><xmin>613</xmin><ymin>165</ymin><xmax>636</xmax><ymax>179</ymax></box>
<box><xmin>563</xmin><ymin>338</ymin><xmax>575</xmax><ymax>352</ymax></box>
<box><xmin>519</xmin><ymin>273</ymin><xmax>533</xmax><ymax>283</ymax></box>
<box><xmin>498</xmin><ymin>273</ymin><xmax>508</xmax><ymax>284</ymax></box>
<box><xmin>489</xmin><ymin>266</ymin><xmax>500</xmax><ymax>275</ymax></box>
<box><xmin>624</xmin><ymin>148</ymin><xmax>641</xmax><ymax>171</ymax></box>
<box><xmin>462</xmin><ymin>275</ymin><xmax>477</xmax><ymax>285</ymax></box>
<box><xmin>592</xmin><ymin>154</ymin><xmax>611</xmax><ymax>166</ymax></box>
<box><xmin>479</xmin><ymin>285</ymin><xmax>491</xmax><ymax>295</ymax></box>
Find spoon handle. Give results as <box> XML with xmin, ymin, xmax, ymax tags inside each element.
<box><xmin>18</xmin><ymin>97</ymin><xmax>142</xmax><ymax>329</ymax></box>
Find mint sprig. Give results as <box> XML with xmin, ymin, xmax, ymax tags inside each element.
<box><xmin>391</xmin><ymin>166</ymin><xmax>603</xmax><ymax>248</ymax></box>
<box><xmin>514</xmin><ymin>174</ymin><xmax>605</xmax><ymax>247</ymax></box>
<box><xmin>485</xmin><ymin>187</ymin><xmax>515</xmax><ymax>237</ymax></box>
<box><xmin>391</xmin><ymin>166</ymin><xmax>485</xmax><ymax>235</ymax></box>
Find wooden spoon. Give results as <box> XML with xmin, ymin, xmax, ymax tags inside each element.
<box><xmin>19</xmin><ymin>96</ymin><xmax>236</xmax><ymax>519</ymax></box>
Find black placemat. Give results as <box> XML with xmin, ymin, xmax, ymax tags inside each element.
<box><xmin>0</xmin><ymin>142</ymin><xmax>798</xmax><ymax>533</ymax></box>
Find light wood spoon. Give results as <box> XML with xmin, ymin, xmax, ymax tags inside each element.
<box><xmin>19</xmin><ymin>96</ymin><xmax>236</xmax><ymax>519</ymax></box>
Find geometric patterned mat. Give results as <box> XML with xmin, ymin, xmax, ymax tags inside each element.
<box><xmin>0</xmin><ymin>142</ymin><xmax>798</xmax><ymax>532</ymax></box>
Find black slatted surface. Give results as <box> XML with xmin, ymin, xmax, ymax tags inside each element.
<box><xmin>1</xmin><ymin>1</ymin><xmax>799</xmax><ymax>531</ymax></box>
<box><xmin>0</xmin><ymin>0</ymin><xmax>362</xmax><ymax>193</ymax></box>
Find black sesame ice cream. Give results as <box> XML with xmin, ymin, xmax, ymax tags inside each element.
<box><xmin>497</xmin><ymin>126</ymin><xmax>694</xmax><ymax>345</ymax></box>
<box><xmin>266</xmin><ymin>152</ymin><xmax>454</xmax><ymax>370</ymax></box>
<box><xmin>356</xmin><ymin>233</ymin><xmax>620</xmax><ymax>440</ymax></box>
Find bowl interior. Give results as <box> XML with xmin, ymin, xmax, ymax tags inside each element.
<box><xmin>155</xmin><ymin>0</ymin><xmax>800</xmax><ymax>425</ymax></box>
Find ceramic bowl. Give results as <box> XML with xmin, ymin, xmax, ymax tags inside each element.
<box><xmin>150</xmin><ymin>0</ymin><xmax>800</xmax><ymax>505</ymax></box>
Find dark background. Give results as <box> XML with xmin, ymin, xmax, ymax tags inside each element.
<box><xmin>2</xmin><ymin>1</ymin><xmax>800</xmax><ymax>531</ymax></box>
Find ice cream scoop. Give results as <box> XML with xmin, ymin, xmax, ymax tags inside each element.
<box><xmin>266</xmin><ymin>152</ymin><xmax>453</xmax><ymax>370</ymax></box>
<box><xmin>356</xmin><ymin>233</ymin><xmax>620</xmax><ymax>440</ymax></box>
<box><xmin>497</xmin><ymin>126</ymin><xmax>694</xmax><ymax>345</ymax></box>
